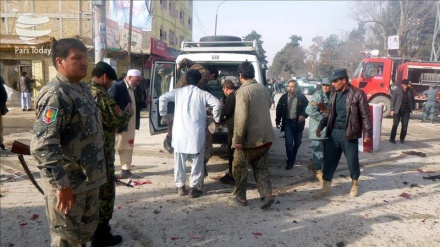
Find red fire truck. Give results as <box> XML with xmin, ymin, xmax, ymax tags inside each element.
<box><xmin>351</xmin><ymin>57</ymin><xmax>440</xmax><ymax>117</ymax></box>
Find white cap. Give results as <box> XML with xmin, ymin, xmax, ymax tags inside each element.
<box><xmin>127</xmin><ymin>69</ymin><xmax>141</xmax><ymax>77</ymax></box>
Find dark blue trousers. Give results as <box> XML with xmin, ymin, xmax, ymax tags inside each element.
<box><xmin>284</xmin><ymin>119</ymin><xmax>303</xmax><ymax>166</ymax></box>
<box><xmin>390</xmin><ymin>110</ymin><xmax>410</xmax><ymax>141</ymax></box>
<box><xmin>322</xmin><ymin>129</ymin><xmax>360</xmax><ymax>181</ymax></box>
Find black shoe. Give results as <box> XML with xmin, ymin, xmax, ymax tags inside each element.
<box><xmin>91</xmin><ymin>233</ymin><xmax>122</xmax><ymax>247</ymax></box>
<box><xmin>219</xmin><ymin>174</ymin><xmax>235</xmax><ymax>184</ymax></box>
<box><xmin>0</xmin><ymin>144</ymin><xmax>5</xmax><ymax>150</ymax></box>
<box><xmin>188</xmin><ymin>187</ymin><xmax>203</xmax><ymax>198</ymax></box>
<box><xmin>120</xmin><ymin>169</ymin><xmax>134</xmax><ymax>179</ymax></box>
<box><xmin>260</xmin><ymin>196</ymin><xmax>275</xmax><ymax>209</ymax></box>
<box><xmin>91</xmin><ymin>223</ymin><xmax>122</xmax><ymax>247</ymax></box>
<box><xmin>27</xmin><ymin>109</ymin><xmax>33</xmax><ymax>111</ymax></box>
<box><xmin>389</xmin><ymin>139</ymin><xmax>396</xmax><ymax>144</ymax></box>
<box><xmin>163</xmin><ymin>136</ymin><xmax>174</xmax><ymax>154</ymax></box>
<box><xmin>400</xmin><ymin>140</ymin><xmax>405</xmax><ymax>144</ymax></box>
<box><xmin>22</xmin><ymin>109</ymin><xmax>25</xmax><ymax>111</ymax></box>
<box><xmin>285</xmin><ymin>163</ymin><xmax>293</xmax><ymax>170</ymax></box>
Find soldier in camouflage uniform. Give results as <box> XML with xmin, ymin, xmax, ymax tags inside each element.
<box><xmin>30</xmin><ymin>38</ymin><xmax>106</xmax><ymax>247</ymax></box>
<box><xmin>89</xmin><ymin>62</ymin><xmax>133</xmax><ymax>246</ymax></box>
<box><xmin>232</xmin><ymin>61</ymin><xmax>276</xmax><ymax>209</ymax></box>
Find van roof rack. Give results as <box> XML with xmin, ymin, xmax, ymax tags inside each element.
<box><xmin>180</xmin><ymin>40</ymin><xmax>260</xmax><ymax>55</ymax></box>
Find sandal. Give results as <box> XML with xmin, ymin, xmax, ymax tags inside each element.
<box><xmin>229</xmin><ymin>196</ymin><xmax>248</xmax><ymax>206</ymax></box>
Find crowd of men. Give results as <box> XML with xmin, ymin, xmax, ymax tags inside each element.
<box><xmin>0</xmin><ymin>37</ymin><xmax>435</xmax><ymax>246</ymax></box>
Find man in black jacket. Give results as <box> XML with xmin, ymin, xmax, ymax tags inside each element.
<box><xmin>389</xmin><ymin>79</ymin><xmax>415</xmax><ymax>144</ymax></box>
<box><xmin>275</xmin><ymin>79</ymin><xmax>309</xmax><ymax>170</ymax></box>
<box><xmin>314</xmin><ymin>68</ymin><xmax>372</xmax><ymax>198</ymax></box>
<box><xmin>109</xmin><ymin>69</ymin><xmax>141</xmax><ymax>178</ymax></box>
<box><xmin>219</xmin><ymin>79</ymin><xmax>236</xmax><ymax>184</ymax></box>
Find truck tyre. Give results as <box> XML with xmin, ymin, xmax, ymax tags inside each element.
<box><xmin>370</xmin><ymin>96</ymin><xmax>391</xmax><ymax>117</ymax></box>
<box><xmin>200</xmin><ymin>35</ymin><xmax>242</xmax><ymax>42</ymax></box>
<box><xmin>199</xmin><ymin>36</ymin><xmax>243</xmax><ymax>47</ymax></box>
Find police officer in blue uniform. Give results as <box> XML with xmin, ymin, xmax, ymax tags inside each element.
<box><xmin>422</xmin><ymin>85</ymin><xmax>439</xmax><ymax>124</ymax></box>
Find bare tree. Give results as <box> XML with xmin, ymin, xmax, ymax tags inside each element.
<box><xmin>350</xmin><ymin>0</ymin><xmax>436</xmax><ymax>58</ymax></box>
<box><xmin>306</xmin><ymin>36</ymin><xmax>324</xmax><ymax>79</ymax></box>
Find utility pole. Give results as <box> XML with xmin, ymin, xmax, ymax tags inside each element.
<box><xmin>127</xmin><ymin>0</ymin><xmax>134</xmax><ymax>69</ymax></box>
<box><xmin>93</xmin><ymin>0</ymin><xmax>107</xmax><ymax>64</ymax></box>
<box><xmin>430</xmin><ymin>1</ymin><xmax>440</xmax><ymax>61</ymax></box>
<box><xmin>215</xmin><ymin>1</ymin><xmax>227</xmax><ymax>36</ymax></box>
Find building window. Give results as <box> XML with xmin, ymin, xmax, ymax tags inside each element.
<box><xmin>169</xmin><ymin>30</ymin><xmax>175</xmax><ymax>46</ymax></box>
<box><xmin>179</xmin><ymin>9</ymin><xmax>184</xmax><ymax>24</ymax></box>
<box><xmin>168</xmin><ymin>2</ymin><xmax>173</xmax><ymax>16</ymax></box>
<box><xmin>188</xmin><ymin>17</ymin><xmax>192</xmax><ymax>29</ymax></box>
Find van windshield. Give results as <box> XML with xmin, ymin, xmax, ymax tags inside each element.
<box><xmin>353</xmin><ymin>61</ymin><xmax>364</xmax><ymax>78</ymax></box>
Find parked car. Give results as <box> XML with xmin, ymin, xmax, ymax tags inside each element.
<box><xmin>297</xmin><ymin>78</ymin><xmax>318</xmax><ymax>95</ymax></box>
<box><xmin>283</xmin><ymin>78</ymin><xmax>317</xmax><ymax>95</ymax></box>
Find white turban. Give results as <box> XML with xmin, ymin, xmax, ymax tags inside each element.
<box><xmin>127</xmin><ymin>69</ymin><xmax>141</xmax><ymax>77</ymax></box>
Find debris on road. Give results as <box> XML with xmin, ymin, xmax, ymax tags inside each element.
<box><xmin>401</xmin><ymin>151</ymin><xmax>426</xmax><ymax>157</ymax></box>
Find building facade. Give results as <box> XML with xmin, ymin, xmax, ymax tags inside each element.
<box><xmin>0</xmin><ymin>0</ymin><xmax>193</xmax><ymax>101</ymax></box>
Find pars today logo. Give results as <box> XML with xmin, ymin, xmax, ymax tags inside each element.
<box><xmin>14</xmin><ymin>13</ymin><xmax>52</xmax><ymax>55</ymax></box>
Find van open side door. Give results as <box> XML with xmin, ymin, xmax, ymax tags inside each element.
<box><xmin>149</xmin><ymin>61</ymin><xmax>177</xmax><ymax>135</ymax></box>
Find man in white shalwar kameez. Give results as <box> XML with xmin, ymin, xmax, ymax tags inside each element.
<box><xmin>159</xmin><ymin>69</ymin><xmax>221</xmax><ymax>198</ymax></box>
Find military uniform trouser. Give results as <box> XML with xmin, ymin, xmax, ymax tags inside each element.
<box><xmin>322</xmin><ymin>129</ymin><xmax>360</xmax><ymax>181</ymax></box>
<box><xmin>311</xmin><ymin>140</ymin><xmax>325</xmax><ymax>170</ymax></box>
<box><xmin>98</xmin><ymin>163</ymin><xmax>116</xmax><ymax>223</ymax></box>
<box><xmin>423</xmin><ymin>102</ymin><xmax>435</xmax><ymax>121</ymax></box>
<box><xmin>44</xmin><ymin>187</ymin><xmax>99</xmax><ymax>247</ymax></box>
<box><xmin>232</xmin><ymin>146</ymin><xmax>272</xmax><ymax>200</ymax></box>
<box><xmin>0</xmin><ymin>114</ymin><xmax>3</xmax><ymax>145</ymax></box>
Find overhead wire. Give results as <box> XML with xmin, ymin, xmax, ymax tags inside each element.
<box><xmin>193</xmin><ymin>2</ymin><xmax>211</xmax><ymax>38</ymax></box>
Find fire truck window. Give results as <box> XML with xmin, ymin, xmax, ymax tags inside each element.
<box><xmin>364</xmin><ymin>63</ymin><xmax>384</xmax><ymax>77</ymax></box>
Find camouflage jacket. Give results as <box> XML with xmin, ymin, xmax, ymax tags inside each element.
<box><xmin>30</xmin><ymin>73</ymin><xmax>106</xmax><ymax>193</ymax></box>
<box><xmin>90</xmin><ymin>82</ymin><xmax>131</xmax><ymax>166</ymax></box>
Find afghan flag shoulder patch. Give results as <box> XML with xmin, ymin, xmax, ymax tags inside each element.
<box><xmin>43</xmin><ymin>106</ymin><xmax>58</xmax><ymax>124</ymax></box>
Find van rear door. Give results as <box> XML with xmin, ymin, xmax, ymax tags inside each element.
<box><xmin>149</xmin><ymin>61</ymin><xmax>177</xmax><ymax>135</ymax></box>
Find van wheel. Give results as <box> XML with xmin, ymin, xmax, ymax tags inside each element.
<box><xmin>370</xmin><ymin>96</ymin><xmax>391</xmax><ymax>117</ymax></box>
<box><xmin>302</xmin><ymin>88</ymin><xmax>310</xmax><ymax>95</ymax></box>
